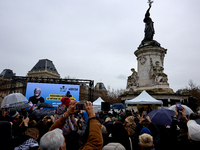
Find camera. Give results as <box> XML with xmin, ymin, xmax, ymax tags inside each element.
<box><xmin>75</xmin><ymin>103</ymin><xmax>85</xmax><ymax>110</ymax></box>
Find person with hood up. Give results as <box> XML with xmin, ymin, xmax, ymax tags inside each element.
<box><xmin>110</xmin><ymin>121</ymin><xmax>132</xmax><ymax>150</ymax></box>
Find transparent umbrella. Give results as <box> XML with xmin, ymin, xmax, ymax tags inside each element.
<box><xmin>168</xmin><ymin>104</ymin><xmax>194</xmax><ymax>115</ymax></box>
<box><xmin>1</xmin><ymin>93</ymin><xmax>28</xmax><ymax>108</ymax></box>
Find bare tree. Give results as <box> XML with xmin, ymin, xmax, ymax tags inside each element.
<box><xmin>185</xmin><ymin>80</ymin><xmax>200</xmax><ymax>110</ymax></box>
<box><xmin>106</xmin><ymin>86</ymin><xmax>125</xmax><ymax>104</ymax></box>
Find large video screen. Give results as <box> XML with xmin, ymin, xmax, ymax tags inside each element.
<box><xmin>25</xmin><ymin>82</ymin><xmax>80</xmax><ymax>109</ymax></box>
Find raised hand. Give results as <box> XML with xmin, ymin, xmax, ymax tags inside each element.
<box><xmin>63</xmin><ymin>100</ymin><xmax>79</xmax><ymax>118</ymax></box>
<box><xmin>84</xmin><ymin>101</ymin><xmax>95</xmax><ymax>118</ymax></box>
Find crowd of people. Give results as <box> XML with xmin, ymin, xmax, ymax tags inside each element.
<box><xmin>1</xmin><ymin>97</ymin><xmax>200</xmax><ymax>150</ymax></box>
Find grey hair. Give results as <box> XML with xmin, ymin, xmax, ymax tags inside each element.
<box><xmin>102</xmin><ymin>125</ymin><xmax>107</xmax><ymax>134</ymax></box>
<box><xmin>40</xmin><ymin>128</ymin><xmax>64</xmax><ymax>150</ymax></box>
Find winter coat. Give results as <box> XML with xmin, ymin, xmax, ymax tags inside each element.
<box><xmin>49</xmin><ymin>117</ymin><xmax>103</xmax><ymax>150</ymax></box>
<box><xmin>54</xmin><ymin>104</ymin><xmax>75</xmax><ymax>135</ymax></box>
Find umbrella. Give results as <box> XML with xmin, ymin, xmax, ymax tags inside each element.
<box><xmin>111</xmin><ymin>103</ymin><xmax>127</xmax><ymax>110</ymax></box>
<box><xmin>147</xmin><ymin>108</ymin><xmax>175</xmax><ymax>126</ymax></box>
<box><xmin>36</xmin><ymin>103</ymin><xmax>54</xmax><ymax>108</ymax></box>
<box><xmin>1</xmin><ymin>93</ymin><xmax>28</xmax><ymax>108</ymax></box>
<box><xmin>168</xmin><ymin>104</ymin><xmax>194</xmax><ymax>115</ymax></box>
<box><xmin>10</xmin><ymin>103</ymin><xmax>31</xmax><ymax>110</ymax></box>
<box><xmin>31</xmin><ymin>109</ymin><xmax>55</xmax><ymax>118</ymax></box>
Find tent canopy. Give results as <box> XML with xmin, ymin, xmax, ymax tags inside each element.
<box><xmin>125</xmin><ymin>90</ymin><xmax>163</xmax><ymax>105</ymax></box>
<box><xmin>93</xmin><ymin>97</ymin><xmax>105</xmax><ymax>106</ymax></box>
<box><xmin>93</xmin><ymin>97</ymin><xmax>105</xmax><ymax>112</ymax></box>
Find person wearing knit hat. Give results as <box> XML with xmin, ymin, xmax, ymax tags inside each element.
<box><xmin>61</xmin><ymin>97</ymin><xmax>71</xmax><ymax>106</ymax></box>
<box><xmin>54</xmin><ymin>96</ymin><xmax>74</xmax><ymax>136</ymax></box>
<box><xmin>140</xmin><ymin>127</ymin><xmax>152</xmax><ymax>136</ymax></box>
<box><xmin>10</xmin><ymin>110</ymin><xmax>21</xmax><ymax>137</ymax></box>
<box><xmin>54</xmin><ymin>103</ymin><xmax>75</xmax><ymax>135</ymax></box>
<box><xmin>139</xmin><ymin>133</ymin><xmax>154</xmax><ymax>149</ymax></box>
<box><xmin>135</xmin><ymin>116</ymin><xmax>160</xmax><ymax>150</ymax></box>
<box><xmin>10</xmin><ymin>110</ymin><xmax>20</xmax><ymax>119</ymax></box>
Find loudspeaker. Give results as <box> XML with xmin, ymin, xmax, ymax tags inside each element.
<box><xmin>101</xmin><ymin>102</ymin><xmax>110</xmax><ymax>111</ymax></box>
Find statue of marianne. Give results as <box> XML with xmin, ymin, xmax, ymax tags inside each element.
<box><xmin>142</xmin><ymin>4</ymin><xmax>155</xmax><ymax>42</ymax></box>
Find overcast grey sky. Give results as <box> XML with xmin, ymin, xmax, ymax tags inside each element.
<box><xmin>1</xmin><ymin>0</ymin><xmax>200</xmax><ymax>92</ymax></box>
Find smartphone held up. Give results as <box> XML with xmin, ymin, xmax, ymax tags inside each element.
<box><xmin>143</xmin><ymin>111</ymin><xmax>147</xmax><ymax>118</ymax></box>
<box><xmin>75</xmin><ymin>103</ymin><xmax>85</xmax><ymax>110</ymax></box>
<box><xmin>176</xmin><ymin>103</ymin><xmax>182</xmax><ymax>111</ymax></box>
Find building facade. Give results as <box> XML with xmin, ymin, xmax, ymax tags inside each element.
<box><xmin>0</xmin><ymin>59</ymin><xmax>107</xmax><ymax>105</ymax></box>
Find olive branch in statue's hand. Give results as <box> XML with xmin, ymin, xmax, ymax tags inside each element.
<box><xmin>148</xmin><ymin>0</ymin><xmax>153</xmax><ymax>7</ymax></box>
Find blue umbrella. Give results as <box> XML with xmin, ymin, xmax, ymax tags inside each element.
<box><xmin>147</xmin><ymin>108</ymin><xmax>175</xmax><ymax>126</ymax></box>
<box><xmin>111</xmin><ymin>103</ymin><xmax>127</xmax><ymax>110</ymax></box>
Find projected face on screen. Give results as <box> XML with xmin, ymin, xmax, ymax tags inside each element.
<box><xmin>34</xmin><ymin>88</ymin><xmax>41</xmax><ymax>97</ymax></box>
<box><xmin>28</xmin><ymin>87</ymin><xmax>45</xmax><ymax>104</ymax></box>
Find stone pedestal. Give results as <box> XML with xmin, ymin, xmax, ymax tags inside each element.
<box><xmin>122</xmin><ymin>44</ymin><xmax>189</xmax><ymax>107</ymax></box>
<box><xmin>126</xmin><ymin>45</ymin><xmax>174</xmax><ymax>94</ymax></box>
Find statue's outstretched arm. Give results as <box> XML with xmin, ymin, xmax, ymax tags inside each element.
<box><xmin>145</xmin><ymin>5</ymin><xmax>151</xmax><ymax>17</ymax></box>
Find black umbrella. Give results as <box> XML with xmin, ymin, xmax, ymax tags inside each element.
<box><xmin>36</xmin><ymin>103</ymin><xmax>54</xmax><ymax>108</ymax></box>
<box><xmin>31</xmin><ymin>109</ymin><xmax>55</xmax><ymax>118</ymax></box>
<box><xmin>10</xmin><ymin>103</ymin><xmax>31</xmax><ymax>110</ymax></box>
